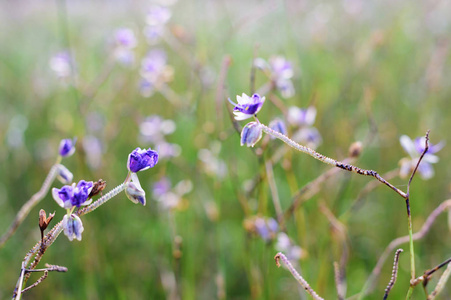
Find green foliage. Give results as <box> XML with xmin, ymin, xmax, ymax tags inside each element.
<box><xmin>1</xmin><ymin>1</ymin><xmax>451</xmax><ymax>299</ymax></box>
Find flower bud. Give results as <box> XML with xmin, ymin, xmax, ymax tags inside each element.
<box><xmin>240</xmin><ymin>122</ymin><xmax>262</xmax><ymax>147</ymax></box>
<box><xmin>59</xmin><ymin>138</ymin><xmax>76</xmax><ymax>157</ymax></box>
<box><xmin>127</xmin><ymin>147</ymin><xmax>159</xmax><ymax>173</ymax></box>
<box><xmin>62</xmin><ymin>214</ymin><xmax>84</xmax><ymax>241</ymax></box>
<box><xmin>39</xmin><ymin>209</ymin><xmax>55</xmax><ymax>231</ymax></box>
<box><xmin>56</xmin><ymin>164</ymin><xmax>73</xmax><ymax>184</ymax></box>
<box><xmin>125</xmin><ymin>181</ymin><xmax>147</xmax><ymax>206</ymax></box>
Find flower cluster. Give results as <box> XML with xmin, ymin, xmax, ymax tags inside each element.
<box><xmin>139</xmin><ymin>115</ymin><xmax>180</xmax><ymax>159</ymax></box>
<box><xmin>112</xmin><ymin>28</ymin><xmax>137</xmax><ymax>66</ymax></box>
<box><xmin>254</xmin><ymin>55</ymin><xmax>295</xmax><ymax>98</ymax></box>
<box><xmin>288</xmin><ymin>106</ymin><xmax>322</xmax><ymax>149</ymax></box>
<box><xmin>52</xmin><ymin>180</ymin><xmax>93</xmax><ymax>241</ymax></box>
<box><xmin>144</xmin><ymin>4</ymin><xmax>172</xmax><ymax>44</ymax></box>
<box><xmin>399</xmin><ymin>135</ymin><xmax>444</xmax><ymax>180</ymax></box>
<box><xmin>152</xmin><ymin>177</ymin><xmax>192</xmax><ymax>210</ymax></box>
<box><xmin>139</xmin><ymin>49</ymin><xmax>174</xmax><ymax>97</ymax></box>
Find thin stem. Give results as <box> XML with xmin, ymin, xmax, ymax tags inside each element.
<box><xmin>261</xmin><ymin>124</ymin><xmax>407</xmax><ymax>199</ymax></box>
<box><xmin>265</xmin><ymin>160</ymin><xmax>283</xmax><ymax>219</ymax></box>
<box><xmin>274</xmin><ymin>252</ymin><xmax>324</xmax><ymax>300</ymax></box>
<box><xmin>0</xmin><ymin>163</ymin><xmax>59</xmax><ymax>248</ymax></box>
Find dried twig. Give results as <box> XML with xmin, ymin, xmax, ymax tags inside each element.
<box><xmin>360</xmin><ymin>199</ymin><xmax>451</xmax><ymax>296</ymax></box>
<box><xmin>261</xmin><ymin>124</ymin><xmax>407</xmax><ymax>199</ymax></box>
<box><xmin>274</xmin><ymin>252</ymin><xmax>324</xmax><ymax>300</ymax></box>
<box><xmin>383</xmin><ymin>249</ymin><xmax>403</xmax><ymax>300</ymax></box>
<box><xmin>427</xmin><ymin>261</ymin><xmax>451</xmax><ymax>300</ymax></box>
<box><xmin>0</xmin><ymin>164</ymin><xmax>59</xmax><ymax>248</ymax></box>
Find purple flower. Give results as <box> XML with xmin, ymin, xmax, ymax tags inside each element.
<box><xmin>229</xmin><ymin>93</ymin><xmax>266</xmax><ymax>121</ymax></box>
<box><xmin>113</xmin><ymin>28</ymin><xmax>137</xmax><ymax>49</ymax></box>
<box><xmin>59</xmin><ymin>138</ymin><xmax>76</xmax><ymax>157</ymax></box>
<box><xmin>399</xmin><ymin>135</ymin><xmax>444</xmax><ymax>180</ymax></box>
<box><xmin>127</xmin><ymin>147</ymin><xmax>159</xmax><ymax>173</ymax></box>
<box><xmin>287</xmin><ymin>106</ymin><xmax>317</xmax><ymax>127</ymax></box>
<box><xmin>49</xmin><ymin>51</ymin><xmax>74</xmax><ymax>79</ymax></box>
<box><xmin>255</xmin><ymin>217</ymin><xmax>279</xmax><ymax>241</ymax></box>
<box><xmin>62</xmin><ymin>214</ymin><xmax>84</xmax><ymax>241</ymax></box>
<box><xmin>152</xmin><ymin>177</ymin><xmax>171</xmax><ymax>198</ymax></box>
<box><xmin>254</xmin><ymin>56</ymin><xmax>295</xmax><ymax>98</ymax></box>
<box><xmin>146</xmin><ymin>5</ymin><xmax>171</xmax><ymax>26</ymax></box>
<box><xmin>52</xmin><ymin>180</ymin><xmax>94</xmax><ymax>209</ymax></box>
<box><xmin>240</xmin><ymin>122</ymin><xmax>263</xmax><ymax>147</ymax></box>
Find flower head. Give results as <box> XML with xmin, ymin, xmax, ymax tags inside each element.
<box><xmin>127</xmin><ymin>147</ymin><xmax>159</xmax><ymax>173</ymax></box>
<box><xmin>56</xmin><ymin>164</ymin><xmax>73</xmax><ymax>184</ymax></box>
<box><xmin>52</xmin><ymin>180</ymin><xmax>93</xmax><ymax>209</ymax></box>
<box><xmin>62</xmin><ymin>214</ymin><xmax>84</xmax><ymax>241</ymax></box>
<box><xmin>399</xmin><ymin>135</ymin><xmax>444</xmax><ymax>180</ymax></box>
<box><xmin>59</xmin><ymin>138</ymin><xmax>76</xmax><ymax>157</ymax></box>
<box><xmin>229</xmin><ymin>93</ymin><xmax>265</xmax><ymax>121</ymax></box>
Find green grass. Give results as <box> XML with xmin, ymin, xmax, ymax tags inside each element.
<box><xmin>1</xmin><ymin>1</ymin><xmax>451</xmax><ymax>299</ymax></box>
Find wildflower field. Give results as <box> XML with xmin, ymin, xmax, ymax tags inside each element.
<box><xmin>1</xmin><ymin>0</ymin><xmax>451</xmax><ymax>299</ymax></box>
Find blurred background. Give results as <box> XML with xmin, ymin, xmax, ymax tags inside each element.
<box><xmin>1</xmin><ymin>0</ymin><xmax>451</xmax><ymax>299</ymax></box>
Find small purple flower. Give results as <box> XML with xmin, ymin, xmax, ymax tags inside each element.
<box><xmin>146</xmin><ymin>5</ymin><xmax>171</xmax><ymax>26</ymax></box>
<box><xmin>152</xmin><ymin>177</ymin><xmax>172</xmax><ymax>198</ymax></box>
<box><xmin>229</xmin><ymin>93</ymin><xmax>266</xmax><ymax>121</ymax></box>
<box><xmin>127</xmin><ymin>147</ymin><xmax>159</xmax><ymax>173</ymax></box>
<box><xmin>287</xmin><ymin>106</ymin><xmax>316</xmax><ymax>127</ymax></box>
<box><xmin>52</xmin><ymin>185</ymin><xmax>74</xmax><ymax>209</ymax></box>
<box><xmin>59</xmin><ymin>138</ymin><xmax>76</xmax><ymax>157</ymax></box>
<box><xmin>62</xmin><ymin>214</ymin><xmax>84</xmax><ymax>241</ymax></box>
<box><xmin>52</xmin><ymin>180</ymin><xmax>93</xmax><ymax>209</ymax></box>
<box><xmin>269</xmin><ymin>56</ymin><xmax>294</xmax><ymax>80</ymax></box>
<box><xmin>255</xmin><ymin>217</ymin><xmax>279</xmax><ymax>241</ymax></box>
<box><xmin>113</xmin><ymin>28</ymin><xmax>137</xmax><ymax>49</ymax></box>
<box><xmin>399</xmin><ymin>135</ymin><xmax>444</xmax><ymax>180</ymax></box>
<box><xmin>49</xmin><ymin>51</ymin><xmax>74</xmax><ymax>79</ymax></box>
<box><xmin>240</xmin><ymin>122</ymin><xmax>263</xmax><ymax>147</ymax></box>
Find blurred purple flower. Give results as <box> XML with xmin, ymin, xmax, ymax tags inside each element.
<box><xmin>152</xmin><ymin>177</ymin><xmax>172</xmax><ymax>198</ymax></box>
<box><xmin>112</xmin><ymin>28</ymin><xmax>137</xmax><ymax>66</ymax></box>
<box><xmin>49</xmin><ymin>51</ymin><xmax>75</xmax><ymax>79</ymax></box>
<box><xmin>139</xmin><ymin>49</ymin><xmax>173</xmax><ymax>96</ymax></box>
<box><xmin>146</xmin><ymin>5</ymin><xmax>171</xmax><ymax>26</ymax></box>
<box><xmin>127</xmin><ymin>147</ymin><xmax>159</xmax><ymax>173</ymax></box>
<box><xmin>59</xmin><ymin>138</ymin><xmax>76</xmax><ymax>157</ymax></box>
<box><xmin>229</xmin><ymin>93</ymin><xmax>266</xmax><ymax>121</ymax></box>
<box><xmin>399</xmin><ymin>135</ymin><xmax>444</xmax><ymax>180</ymax></box>
<box><xmin>287</xmin><ymin>106</ymin><xmax>322</xmax><ymax>149</ymax></box>
<box><xmin>275</xmin><ymin>232</ymin><xmax>304</xmax><ymax>261</ymax></box>
<box><xmin>255</xmin><ymin>217</ymin><xmax>279</xmax><ymax>241</ymax></box>
<box><xmin>254</xmin><ymin>56</ymin><xmax>295</xmax><ymax>98</ymax></box>
<box><xmin>269</xmin><ymin>118</ymin><xmax>287</xmax><ymax>138</ymax></box>
<box><xmin>287</xmin><ymin>106</ymin><xmax>317</xmax><ymax>127</ymax></box>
